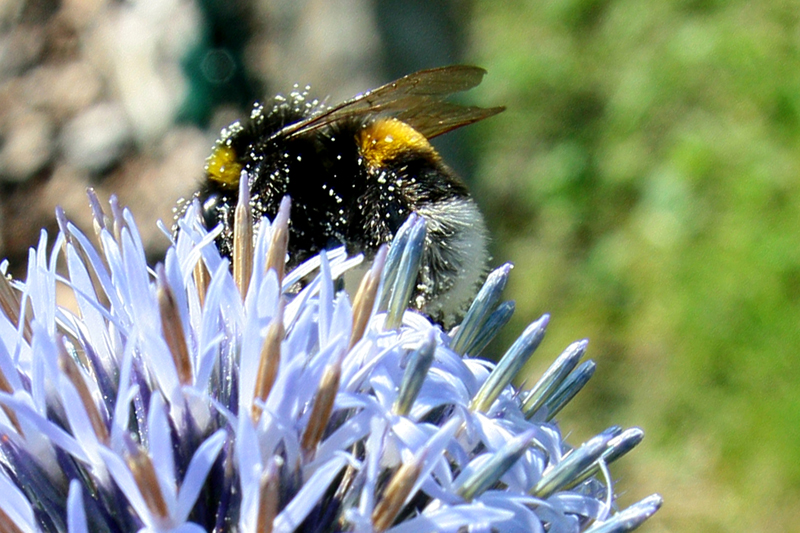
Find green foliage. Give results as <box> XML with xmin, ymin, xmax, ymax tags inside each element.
<box><xmin>471</xmin><ymin>1</ymin><xmax>800</xmax><ymax>530</ymax></box>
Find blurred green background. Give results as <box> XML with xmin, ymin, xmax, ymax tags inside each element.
<box><xmin>470</xmin><ymin>1</ymin><xmax>800</xmax><ymax>531</ymax></box>
<box><xmin>2</xmin><ymin>0</ymin><xmax>799</xmax><ymax>531</ymax></box>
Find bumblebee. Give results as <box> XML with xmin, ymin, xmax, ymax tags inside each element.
<box><xmin>194</xmin><ymin>65</ymin><xmax>503</xmax><ymax>326</ymax></box>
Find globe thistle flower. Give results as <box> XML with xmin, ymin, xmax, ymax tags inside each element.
<box><xmin>0</xmin><ymin>183</ymin><xmax>661</xmax><ymax>532</ymax></box>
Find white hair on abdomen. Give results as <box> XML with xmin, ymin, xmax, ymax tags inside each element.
<box><xmin>341</xmin><ymin>197</ymin><xmax>489</xmax><ymax>328</ymax></box>
<box><xmin>416</xmin><ymin>196</ymin><xmax>489</xmax><ymax>327</ymax></box>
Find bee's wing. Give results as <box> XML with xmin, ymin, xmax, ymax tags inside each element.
<box><xmin>273</xmin><ymin>65</ymin><xmax>503</xmax><ymax>140</ymax></box>
<box><xmin>397</xmin><ymin>101</ymin><xmax>505</xmax><ymax>139</ymax></box>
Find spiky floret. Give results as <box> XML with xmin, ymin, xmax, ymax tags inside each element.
<box><xmin>0</xmin><ymin>188</ymin><xmax>660</xmax><ymax>532</ymax></box>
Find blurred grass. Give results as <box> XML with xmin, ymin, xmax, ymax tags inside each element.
<box><xmin>468</xmin><ymin>0</ymin><xmax>800</xmax><ymax>531</ymax></box>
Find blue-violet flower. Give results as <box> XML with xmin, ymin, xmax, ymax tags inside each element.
<box><xmin>0</xmin><ymin>187</ymin><xmax>661</xmax><ymax>532</ymax></box>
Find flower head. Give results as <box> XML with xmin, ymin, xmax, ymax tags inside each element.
<box><xmin>0</xmin><ymin>187</ymin><xmax>661</xmax><ymax>532</ymax></box>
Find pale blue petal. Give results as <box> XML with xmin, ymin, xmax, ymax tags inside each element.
<box><xmin>122</xmin><ymin>208</ymin><xmax>146</xmax><ymax>258</ymax></box>
<box><xmin>65</xmin><ymin>221</ymin><xmax>123</xmax><ymax>313</ymax></box>
<box><xmin>236</xmin><ymin>413</ymin><xmax>262</xmax><ymax>497</ymax></box>
<box><xmin>331</xmin><ymin>292</ymin><xmax>353</xmax><ymax>344</ymax></box>
<box><xmin>110</xmin><ymin>338</ymin><xmax>138</xmax><ymax>448</ymax></box>
<box><xmin>0</xmin><ymin>325</ymin><xmax>22</xmax><ymax>390</ymax></box>
<box><xmin>30</xmin><ymin>322</ymin><xmax>58</xmax><ymax>412</ymax></box>
<box><xmin>195</xmin><ymin>261</ymin><xmax>231</xmax><ymax>391</ymax></box>
<box><xmin>176</xmin><ymin>429</ymin><xmax>226</xmax><ymax>521</ymax></box>
<box><xmin>120</xmin><ymin>227</ymin><xmax>156</xmax><ymax>325</ymax></box>
<box><xmin>0</xmin><ymin>470</ymin><xmax>37</xmax><ymax>531</ymax></box>
<box><xmin>549</xmin><ymin>491</ymin><xmax>606</xmax><ymax>522</ymax></box>
<box><xmin>66</xmin><ymin>243</ymin><xmax>112</xmax><ymax>362</ymax></box>
<box><xmin>164</xmin><ymin>249</ymin><xmax>192</xmax><ymax>362</ymax></box>
<box><xmin>67</xmin><ymin>479</ymin><xmax>88</xmax><ymax>533</ymax></box>
<box><xmin>318</xmin><ymin>252</ymin><xmax>333</xmax><ymax>349</ymax></box>
<box><xmin>386</xmin><ymin>503</ymin><xmax>515</xmax><ymax>533</ymax></box>
<box><xmin>311</xmin><ymin>408</ymin><xmax>375</xmax><ymax>466</ymax></box>
<box><xmin>410</xmin><ymin>418</ymin><xmax>461</xmax><ymax>498</ymax></box>
<box><xmin>147</xmin><ymin>394</ymin><xmax>177</xmax><ymax>512</ymax></box>
<box><xmin>273</xmin><ymin>454</ymin><xmax>349</xmax><ymax>533</ymax></box>
<box><xmin>58</xmin><ymin>376</ymin><xmax>103</xmax><ymax>467</ymax></box>
<box><xmin>357</xmin><ymin>417</ymin><xmax>387</xmax><ymax>518</ymax></box>
<box><xmin>476</xmin><ymin>492</ymin><xmax>545</xmax><ymax>533</ymax></box>
<box><xmin>0</xmin><ymin>391</ymin><xmax>88</xmax><ymax>463</ymax></box>
<box><xmin>98</xmin><ymin>446</ymin><xmax>152</xmax><ymax>528</ymax></box>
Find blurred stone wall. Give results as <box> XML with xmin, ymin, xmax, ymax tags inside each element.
<box><xmin>0</xmin><ymin>0</ymin><xmax>466</xmax><ymax>272</ymax></box>
<box><xmin>0</xmin><ymin>0</ymin><xmax>209</xmax><ymax>269</ymax></box>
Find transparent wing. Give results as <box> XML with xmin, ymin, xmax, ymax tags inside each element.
<box><xmin>272</xmin><ymin>65</ymin><xmax>504</xmax><ymax>141</ymax></box>
<box><xmin>397</xmin><ymin>100</ymin><xmax>504</xmax><ymax>138</ymax></box>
